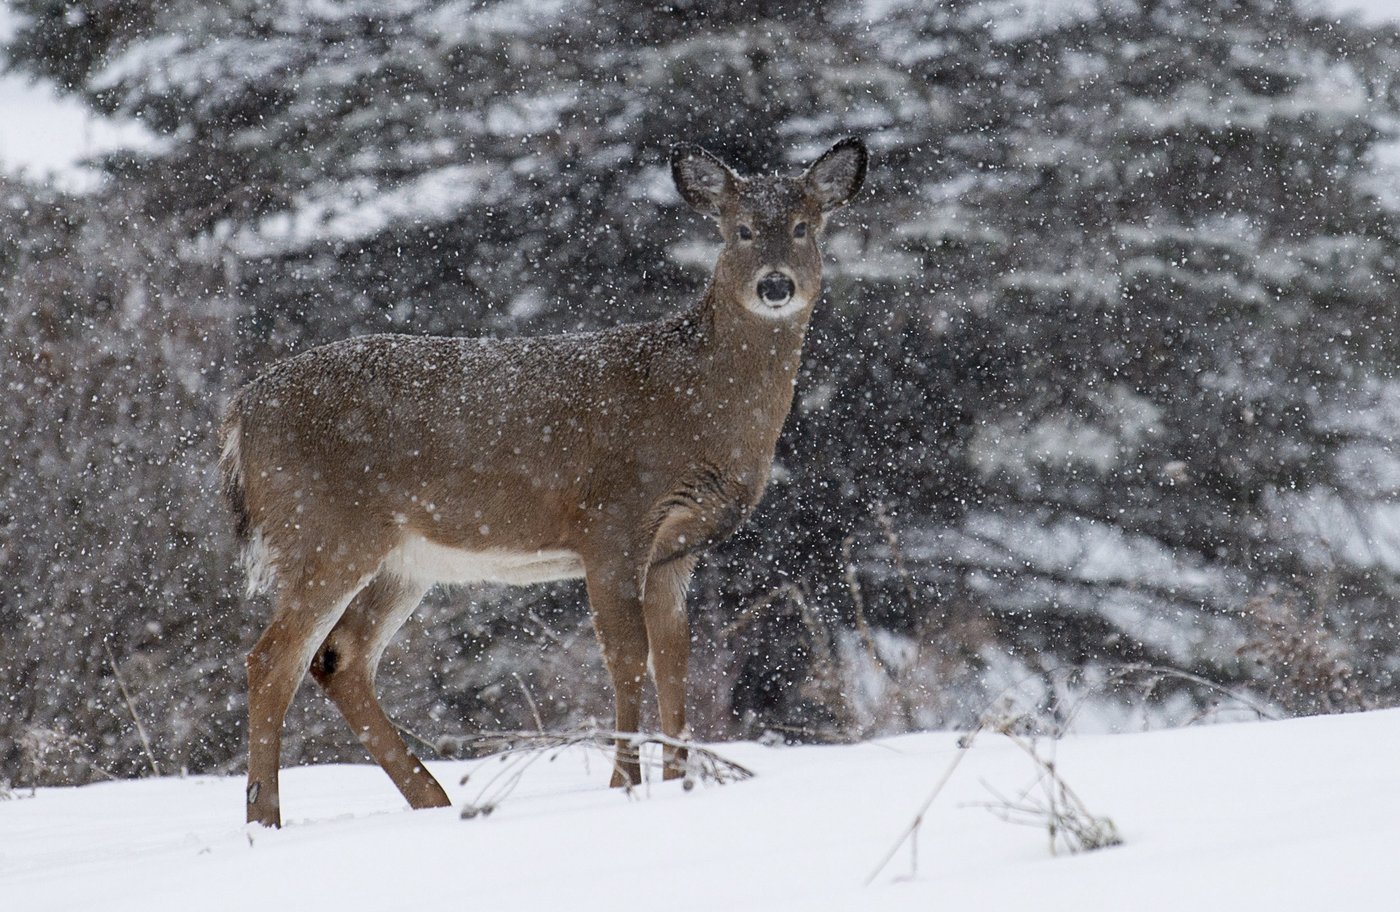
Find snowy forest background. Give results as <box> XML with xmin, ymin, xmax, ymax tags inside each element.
<box><xmin>3</xmin><ymin>0</ymin><xmax>1400</xmax><ymax>785</ymax></box>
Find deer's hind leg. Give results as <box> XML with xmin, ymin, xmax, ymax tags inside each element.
<box><xmin>309</xmin><ymin>572</ymin><xmax>449</xmax><ymax>811</ymax></box>
<box><xmin>246</xmin><ymin>559</ymin><xmax>372</xmax><ymax>827</ymax></box>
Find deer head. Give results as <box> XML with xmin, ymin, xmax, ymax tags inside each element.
<box><xmin>671</xmin><ymin>137</ymin><xmax>867</xmax><ymax>320</ymax></box>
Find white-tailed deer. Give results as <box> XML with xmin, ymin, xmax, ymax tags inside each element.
<box><xmin>220</xmin><ymin>137</ymin><xmax>867</xmax><ymax>826</ymax></box>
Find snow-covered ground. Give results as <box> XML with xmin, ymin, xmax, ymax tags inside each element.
<box><xmin>4</xmin><ymin>710</ymin><xmax>1399</xmax><ymax>911</ymax></box>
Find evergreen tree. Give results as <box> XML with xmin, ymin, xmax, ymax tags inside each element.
<box><xmin>4</xmin><ymin>0</ymin><xmax>1400</xmax><ymax>781</ymax></box>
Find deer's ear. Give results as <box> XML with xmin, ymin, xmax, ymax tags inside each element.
<box><xmin>672</xmin><ymin>144</ymin><xmax>740</xmax><ymax>218</ymax></box>
<box><xmin>804</xmin><ymin>137</ymin><xmax>867</xmax><ymax>212</ymax></box>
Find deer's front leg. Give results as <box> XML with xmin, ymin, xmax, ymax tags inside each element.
<box><xmin>584</xmin><ymin>560</ymin><xmax>649</xmax><ymax>788</ymax></box>
<box><xmin>644</xmin><ymin>555</ymin><xmax>696</xmax><ymax>780</ymax></box>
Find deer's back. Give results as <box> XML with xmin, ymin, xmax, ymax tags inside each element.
<box><xmin>226</xmin><ymin>324</ymin><xmax>707</xmax><ymax>567</ymax></box>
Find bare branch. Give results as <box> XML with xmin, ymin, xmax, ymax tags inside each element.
<box><xmin>103</xmin><ymin>643</ymin><xmax>161</xmax><ymax>778</ymax></box>
<box><xmin>427</xmin><ymin>727</ymin><xmax>754</xmax><ymax>819</ymax></box>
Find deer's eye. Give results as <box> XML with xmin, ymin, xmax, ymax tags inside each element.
<box><xmin>737</xmin><ymin>225</ymin><xmax>753</xmax><ymax>241</ymax></box>
<box><xmin>793</xmin><ymin>221</ymin><xmax>808</xmax><ymax>239</ymax></box>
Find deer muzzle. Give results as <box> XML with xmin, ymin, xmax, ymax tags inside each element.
<box><xmin>757</xmin><ymin>271</ymin><xmax>796</xmax><ymax>305</ymax></box>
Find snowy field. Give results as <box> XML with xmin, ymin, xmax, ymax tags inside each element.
<box><xmin>4</xmin><ymin>710</ymin><xmax>1399</xmax><ymax>911</ymax></box>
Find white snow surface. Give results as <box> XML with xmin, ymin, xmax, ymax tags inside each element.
<box><xmin>5</xmin><ymin>710</ymin><xmax>1400</xmax><ymax>910</ymax></box>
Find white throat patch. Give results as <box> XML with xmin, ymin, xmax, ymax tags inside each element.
<box><xmin>743</xmin><ymin>295</ymin><xmax>810</xmax><ymax>320</ymax></box>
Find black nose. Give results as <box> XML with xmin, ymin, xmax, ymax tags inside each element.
<box><xmin>757</xmin><ymin>272</ymin><xmax>795</xmax><ymax>303</ymax></box>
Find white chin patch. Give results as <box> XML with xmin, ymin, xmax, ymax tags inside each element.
<box><xmin>744</xmin><ymin>296</ymin><xmax>810</xmax><ymax>320</ymax></box>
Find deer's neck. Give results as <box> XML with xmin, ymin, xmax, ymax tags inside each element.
<box><xmin>684</xmin><ymin>284</ymin><xmax>812</xmax><ymax>445</ymax></box>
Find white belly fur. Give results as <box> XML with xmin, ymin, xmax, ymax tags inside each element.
<box><xmin>384</xmin><ymin>534</ymin><xmax>585</xmax><ymax>586</ymax></box>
